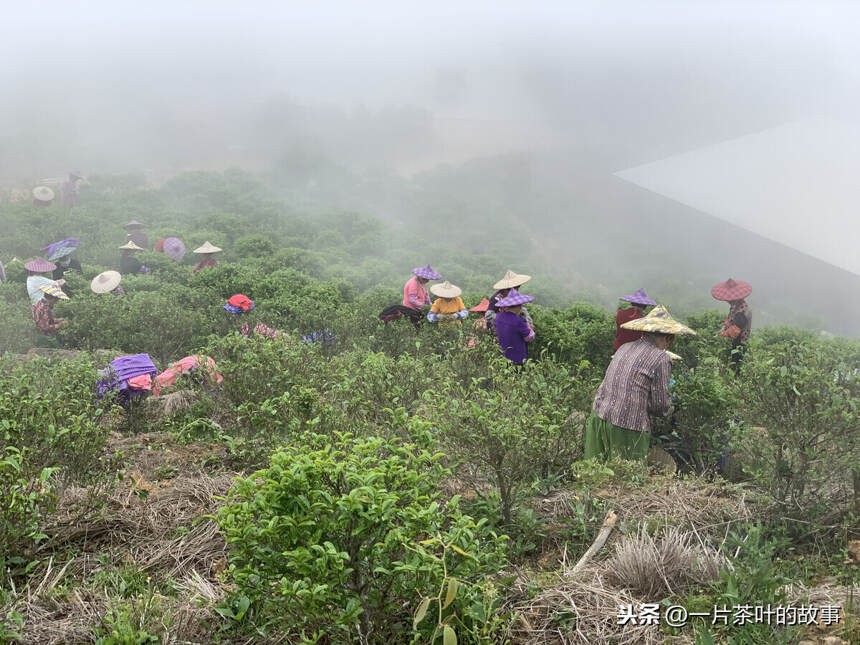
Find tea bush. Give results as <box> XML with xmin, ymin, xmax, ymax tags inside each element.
<box><xmin>217</xmin><ymin>431</ymin><xmax>507</xmax><ymax>642</ymax></box>
<box><xmin>733</xmin><ymin>338</ymin><xmax>859</xmax><ymax>536</ymax></box>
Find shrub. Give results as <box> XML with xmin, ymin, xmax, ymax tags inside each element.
<box><xmin>430</xmin><ymin>351</ymin><xmax>594</xmax><ymax>525</ymax></box>
<box><xmin>530</xmin><ymin>303</ymin><xmax>615</xmax><ymax>374</ymax></box>
<box><xmin>217</xmin><ymin>431</ymin><xmax>506</xmax><ymax>642</ymax></box>
<box><xmin>651</xmin><ymin>358</ymin><xmax>738</xmax><ymax>473</ymax></box>
<box><xmin>733</xmin><ymin>338</ymin><xmax>859</xmax><ymax>537</ymax></box>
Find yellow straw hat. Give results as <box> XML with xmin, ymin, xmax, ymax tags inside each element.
<box><xmin>39</xmin><ymin>284</ymin><xmax>69</xmax><ymax>300</ymax></box>
<box><xmin>430</xmin><ymin>281</ymin><xmax>462</xmax><ymax>298</ymax></box>
<box><xmin>620</xmin><ymin>305</ymin><xmax>696</xmax><ymax>335</ymax></box>
<box><xmin>493</xmin><ymin>270</ymin><xmax>531</xmax><ymax>290</ymax></box>
<box><xmin>193</xmin><ymin>241</ymin><xmax>222</xmax><ymax>254</ymax></box>
<box><xmin>119</xmin><ymin>240</ymin><xmax>144</xmax><ymax>251</ymax></box>
<box><xmin>666</xmin><ymin>350</ymin><xmax>683</xmax><ymax>361</ymax></box>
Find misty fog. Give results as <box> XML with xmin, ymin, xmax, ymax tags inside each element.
<box><xmin>2</xmin><ymin>1</ymin><xmax>859</xmax><ymax>334</ymax></box>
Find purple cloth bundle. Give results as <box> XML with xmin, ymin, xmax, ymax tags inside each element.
<box><xmin>96</xmin><ymin>353</ymin><xmax>157</xmax><ymax>406</ymax></box>
<box><xmin>223</xmin><ymin>303</ymin><xmax>254</xmax><ymax>315</ymax></box>
<box><xmin>41</xmin><ymin>238</ymin><xmax>80</xmax><ymax>261</ymax></box>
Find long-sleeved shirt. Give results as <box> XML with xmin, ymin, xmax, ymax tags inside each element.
<box><xmin>484</xmin><ymin>289</ymin><xmax>533</xmax><ymax>328</ymax></box>
<box><xmin>120</xmin><ymin>254</ymin><xmax>143</xmax><ymax>275</ymax></box>
<box><xmin>613</xmin><ymin>307</ymin><xmax>644</xmax><ymax>351</ymax></box>
<box><xmin>402</xmin><ymin>276</ymin><xmax>430</xmax><ymax>310</ymax></box>
<box><xmin>592</xmin><ymin>336</ymin><xmax>672</xmax><ymax>433</ymax></box>
<box><xmin>193</xmin><ymin>257</ymin><xmax>218</xmax><ymax>273</ymax></box>
<box><xmin>495</xmin><ymin>310</ymin><xmax>535</xmax><ymax>365</ymax></box>
<box><xmin>723</xmin><ymin>299</ymin><xmax>752</xmax><ymax>344</ymax></box>
<box><xmin>27</xmin><ymin>275</ymin><xmax>55</xmax><ymax>304</ymax></box>
<box><xmin>427</xmin><ymin>297</ymin><xmax>468</xmax><ymax>325</ymax></box>
<box><xmin>32</xmin><ymin>300</ymin><xmax>60</xmax><ymax>335</ymax></box>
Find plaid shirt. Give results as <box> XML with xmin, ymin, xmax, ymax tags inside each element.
<box><xmin>32</xmin><ymin>300</ymin><xmax>59</xmax><ymax>335</ymax></box>
<box><xmin>592</xmin><ymin>336</ymin><xmax>672</xmax><ymax>433</ymax></box>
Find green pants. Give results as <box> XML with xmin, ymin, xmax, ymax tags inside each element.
<box><xmin>584</xmin><ymin>411</ymin><xmax>650</xmax><ymax>462</ymax></box>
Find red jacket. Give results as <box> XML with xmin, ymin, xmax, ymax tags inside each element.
<box><xmin>613</xmin><ymin>307</ymin><xmax>644</xmax><ymax>352</ymax></box>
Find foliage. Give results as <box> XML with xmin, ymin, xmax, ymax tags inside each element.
<box><xmin>651</xmin><ymin>358</ymin><xmax>738</xmax><ymax>472</ymax></box>
<box><xmin>429</xmin><ymin>349</ymin><xmax>593</xmax><ymax>525</ymax></box>
<box><xmin>530</xmin><ymin>303</ymin><xmax>615</xmax><ymax>374</ymax></box>
<box><xmin>217</xmin><ymin>431</ymin><xmax>507</xmax><ymax>643</ymax></box>
<box><xmin>733</xmin><ymin>338</ymin><xmax>859</xmax><ymax>537</ymax></box>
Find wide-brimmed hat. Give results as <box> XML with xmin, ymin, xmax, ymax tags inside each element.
<box><xmin>430</xmin><ymin>281</ymin><xmax>462</xmax><ymax>298</ymax></box>
<box><xmin>124</xmin><ymin>220</ymin><xmax>144</xmax><ymax>230</ymax></box>
<box><xmin>412</xmin><ymin>264</ymin><xmax>441</xmax><ymax>280</ymax></box>
<box><xmin>193</xmin><ymin>241</ymin><xmax>222</xmax><ymax>254</ymax></box>
<box><xmin>69</xmin><ymin>171</ymin><xmax>84</xmax><ymax>180</ymax></box>
<box><xmin>163</xmin><ymin>237</ymin><xmax>186</xmax><ymax>260</ymax></box>
<box><xmin>496</xmin><ymin>288</ymin><xmax>534</xmax><ymax>307</ymax></box>
<box><xmin>91</xmin><ymin>270</ymin><xmax>122</xmax><ymax>294</ymax></box>
<box><xmin>39</xmin><ymin>284</ymin><xmax>69</xmax><ymax>300</ymax></box>
<box><xmin>469</xmin><ymin>297</ymin><xmax>490</xmax><ymax>312</ymax></box>
<box><xmin>25</xmin><ymin>257</ymin><xmax>57</xmax><ymax>272</ymax></box>
<box><xmin>620</xmin><ymin>305</ymin><xmax>696</xmax><ymax>335</ymax></box>
<box><xmin>711</xmin><ymin>278</ymin><xmax>752</xmax><ymax>301</ymax></box>
<box><xmin>119</xmin><ymin>240</ymin><xmax>144</xmax><ymax>251</ymax></box>
<box><xmin>619</xmin><ymin>288</ymin><xmax>656</xmax><ymax>306</ymax></box>
<box><xmin>493</xmin><ymin>270</ymin><xmax>531</xmax><ymax>290</ymax></box>
<box><xmin>32</xmin><ymin>186</ymin><xmax>55</xmax><ymax>201</ymax></box>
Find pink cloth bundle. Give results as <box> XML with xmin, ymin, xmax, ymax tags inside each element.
<box><xmin>152</xmin><ymin>355</ymin><xmax>223</xmax><ymax>395</ymax></box>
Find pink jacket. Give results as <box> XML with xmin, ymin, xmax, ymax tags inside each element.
<box><xmin>402</xmin><ymin>276</ymin><xmax>430</xmax><ymax>310</ymax></box>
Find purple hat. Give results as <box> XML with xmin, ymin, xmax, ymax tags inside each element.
<box><xmin>496</xmin><ymin>288</ymin><xmax>534</xmax><ymax>307</ymax></box>
<box><xmin>41</xmin><ymin>238</ymin><xmax>80</xmax><ymax>262</ymax></box>
<box><xmin>24</xmin><ymin>257</ymin><xmax>57</xmax><ymax>272</ymax></box>
<box><xmin>619</xmin><ymin>288</ymin><xmax>656</xmax><ymax>306</ymax></box>
<box><xmin>412</xmin><ymin>264</ymin><xmax>441</xmax><ymax>280</ymax></box>
<box><xmin>163</xmin><ymin>237</ymin><xmax>186</xmax><ymax>261</ymax></box>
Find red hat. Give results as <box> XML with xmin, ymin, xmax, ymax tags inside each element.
<box><xmin>469</xmin><ymin>297</ymin><xmax>490</xmax><ymax>312</ymax></box>
<box><xmin>711</xmin><ymin>278</ymin><xmax>752</xmax><ymax>301</ymax></box>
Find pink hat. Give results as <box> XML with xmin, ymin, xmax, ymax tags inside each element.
<box><xmin>711</xmin><ymin>278</ymin><xmax>752</xmax><ymax>301</ymax></box>
<box><xmin>24</xmin><ymin>257</ymin><xmax>57</xmax><ymax>272</ymax></box>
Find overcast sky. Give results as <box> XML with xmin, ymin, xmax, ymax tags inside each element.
<box><xmin>2</xmin><ymin>1</ymin><xmax>859</xmax><ymax>275</ymax></box>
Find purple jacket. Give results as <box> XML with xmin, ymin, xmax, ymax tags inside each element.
<box><xmin>494</xmin><ymin>311</ymin><xmax>535</xmax><ymax>365</ymax></box>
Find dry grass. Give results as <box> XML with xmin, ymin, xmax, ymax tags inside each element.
<box><xmin>604</xmin><ymin>525</ymin><xmax>723</xmax><ymax>598</ymax></box>
<box><xmin>510</xmin><ymin>567</ymin><xmax>694</xmax><ymax>645</ymax></box>
<box><xmin>45</xmin><ymin>472</ymin><xmax>236</xmax><ymax>580</ymax></box>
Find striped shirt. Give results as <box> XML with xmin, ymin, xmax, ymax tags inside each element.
<box><xmin>592</xmin><ymin>336</ymin><xmax>672</xmax><ymax>433</ymax></box>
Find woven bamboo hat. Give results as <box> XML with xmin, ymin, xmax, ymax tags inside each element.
<box><xmin>493</xmin><ymin>270</ymin><xmax>531</xmax><ymax>290</ymax></box>
<box><xmin>620</xmin><ymin>305</ymin><xmax>696</xmax><ymax>335</ymax></box>
<box><xmin>25</xmin><ymin>257</ymin><xmax>57</xmax><ymax>272</ymax></box>
<box><xmin>32</xmin><ymin>186</ymin><xmax>55</xmax><ymax>201</ymax></box>
<box><xmin>119</xmin><ymin>240</ymin><xmax>144</xmax><ymax>251</ymax></box>
<box><xmin>91</xmin><ymin>270</ymin><xmax>122</xmax><ymax>294</ymax></box>
<box><xmin>193</xmin><ymin>241</ymin><xmax>222</xmax><ymax>254</ymax></box>
<box><xmin>39</xmin><ymin>284</ymin><xmax>69</xmax><ymax>300</ymax></box>
<box><xmin>430</xmin><ymin>281</ymin><xmax>462</xmax><ymax>298</ymax></box>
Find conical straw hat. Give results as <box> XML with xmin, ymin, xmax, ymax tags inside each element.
<box><xmin>119</xmin><ymin>240</ymin><xmax>144</xmax><ymax>251</ymax></box>
<box><xmin>193</xmin><ymin>241</ymin><xmax>222</xmax><ymax>254</ymax></box>
<box><xmin>39</xmin><ymin>284</ymin><xmax>69</xmax><ymax>300</ymax></box>
<box><xmin>493</xmin><ymin>270</ymin><xmax>531</xmax><ymax>290</ymax></box>
<box><xmin>711</xmin><ymin>278</ymin><xmax>752</xmax><ymax>301</ymax></box>
<box><xmin>620</xmin><ymin>305</ymin><xmax>696</xmax><ymax>335</ymax></box>
<box><xmin>430</xmin><ymin>281</ymin><xmax>462</xmax><ymax>298</ymax></box>
<box><xmin>91</xmin><ymin>270</ymin><xmax>122</xmax><ymax>294</ymax></box>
